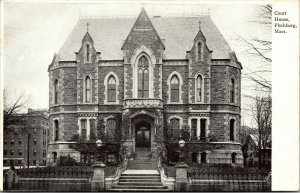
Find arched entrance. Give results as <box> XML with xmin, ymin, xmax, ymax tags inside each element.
<box><xmin>135</xmin><ymin>121</ymin><xmax>151</xmax><ymax>148</ymax></box>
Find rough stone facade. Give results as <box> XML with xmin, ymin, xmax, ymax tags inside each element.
<box><xmin>47</xmin><ymin>9</ymin><xmax>243</xmax><ymax>166</ymax></box>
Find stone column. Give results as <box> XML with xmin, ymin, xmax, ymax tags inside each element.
<box><xmin>91</xmin><ymin>162</ymin><xmax>106</xmax><ymax>191</ymax></box>
<box><xmin>175</xmin><ymin>162</ymin><xmax>189</xmax><ymax>191</ymax></box>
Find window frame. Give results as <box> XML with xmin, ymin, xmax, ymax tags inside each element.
<box><xmin>229</xmin><ymin>119</ymin><xmax>236</xmax><ymax>141</ymax></box>
<box><xmin>167</xmin><ymin>71</ymin><xmax>183</xmax><ymax>104</ymax></box>
<box><xmin>54</xmin><ymin>119</ymin><xmax>59</xmax><ymax>141</ymax></box>
<box><xmin>107</xmin><ymin>76</ymin><xmax>117</xmax><ymax>102</ymax></box>
<box><xmin>104</xmin><ymin>72</ymin><xmax>119</xmax><ymax>104</ymax></box>
<box><xmin>137</xmin><ymin>56</ymin><xmax>149</xmax><ymax>98</ymax></box>
<box><xmin>230</xmin><ymin>78</ymin><xmax>235</xmax><ymax>103</ymax></box>
<box><xmin>195</xmin><ymin>74</ymin><xmax>204</xmax><ymax>103</ymax></box>
<box><xmin>170</xmin><ymin>75</ymin><xmax>180</xmax><ymax>102</ymax></box>
<box><xmin>54</xmin><ymin>79</ymin><xmax>59</xmax><ymax>104</ymax></box>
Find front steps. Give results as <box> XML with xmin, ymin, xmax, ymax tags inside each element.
<box><xmin>110</xmin><ymin>170</ymin><xmax>169</xmax><ymax>192</ymax></box>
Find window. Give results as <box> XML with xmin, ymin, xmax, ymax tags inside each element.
<box><xmin>33</xmin><ymin>149</ymin><xmax>37</xmax><ymax>156</ymax></box>
<box><xmin>232</xmin><ymin>152</ymin><xmax>237</xmax><ymax>164</ymax></box>
<box><xmin>18</xmin><ymin>138</ymin><xmax>22</xmax><ymax>145</ymax></box>
<box><xmin>33</xmin><ymin>128</ymin><xmax>37</xmax><ymax>133</ymax></box>
<box><xmin>191</xmin><ymin>119</ymin><xmax>197</xmax><ymax>139</ymax></box>
<box><xmin>54</xmin><ymin>79</ymin><xmax>59</xmax><ymax>104</ymax></box>
<box><xmin>200</xmin><ymin>119</ymin><xmax>206</xmax><ymax>140</ymax></box>
<box><xmin>106</xmin><ymin>118</ymin><xmax>116</xmax><ymax>140</ymax></box>
<box><xmin>201</xmin><ymin>152</ymin><xmax>207</xmax><ymax>163</ymax></box>
<box><xmin>197</xmin><ymin>42</ymin><xmax>202</xmax><ymax>60</ymax></box>
<box><xmin>81</xmin><ymin>119</ymin><xmax>87</xmax><ymax>140</ymax></box>
<box><xmin>18</xmin><ymin>160</ymin><xmax>22</xmax><ymax>165</ymax></box>
<box><xmin>43</xmin><ymin>139</ymin><xmax>46</xmax><ymax>146</ymax></box>
<box><xmin>85</xmin><ymin>76</ymin><xmax>91</xmax><ymax>102</ymax></box>
<box><xmin>19</xmin><ymin>149</ymin><xmax>23</xmax><ymax>156</ymax></box>
<box><xmin>4</xmin><ymin>139</ymin><xmax>7</xmax><ymax>145</ymax></box>
<box><xmin>192</xmin><ymin>152</ymin><xmax>198</xmax><ymax>163</ymax></box>
<box><xmin>86</xmin><ymin>44</ymin><xmax>90</xmax><ymax>62</ymax></box>
<box><xmin>10</xmin><ymin>149</ymin><xmax>14</xmax><ymax>156</ymax></box>
<box><xmin>170</xmin><ymin>118</ymin><xmax>180</xmax><ymax>139</ymax></box>
<box><xmin>54</xmin><ymin>120</ymin><xmax>59</xmax><ymax>141</ymax></box>
<box><xmin>11</xmin><ymin>139</ymin><xmax>14</xmax><ymax>145</ymax></box>
<box><xmin>196</xmin><ymin>75</ymin><xmax>203</xmax><ymax>102</ymax></box>
<box><xmin>4</xmin><ymin>149</ymin><xmax>7</xmax><ymax>156</ymax></box>
<box><xmin>43</xmin><ymin>129</ymin><xmax>46</xmax><ymax>135</ymax></box>
<box><xmin>170</xmin><ymin>76</ymin><xmax>179</xmax><ymax>102</ymax></box>
<box><xmin>107</xmin><ymin>154</ymin><xmax>116</xmax><ymax>164</ymax></box>
<box><xmin>53</xmin><ymin>152</ymin><xmax>57</xmax><ymax>162</ymax></box>
<box><xmin>230</xmin><ymin>79</ymin><xmax>235</xmax><ymax>103</ymax></box>
<box><xmin>43</xmin><ymin>149</ymin><xmax>46</xmax><ymax>157</ymax></box>
<box><xmin>33</xmin><ymin>160</ymin><xmax>36</xmax><ymax>165</ymax></box>
<box><xmin>33</xmin><ymin>138</ymin><xmax>37</xmax><ymax>145</ymax></box>
<box><xmin>138</xmin><ymin>56</ymin><xmax>149</xmax><ymax>98</ymax></box>
<box><xmin>230</xmin><ymin>119</ymin><xmax>235</xmax><ymax>141</ymax></box>
<box><xmin>108</xmin><ymin>76</ymin><xmax>116</xmax><ymax>102</ymax></box>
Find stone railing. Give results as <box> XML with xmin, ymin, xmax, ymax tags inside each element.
<box><xmin>123</xmin><ymin>98</ymin><xmax>163</xmax><ymax>109</ymax></box>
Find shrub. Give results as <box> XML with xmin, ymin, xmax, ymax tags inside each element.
<box><xmin>57</xmin><ymin>155</ymin><xmax>78</xmax><ymax>166</ymax></box>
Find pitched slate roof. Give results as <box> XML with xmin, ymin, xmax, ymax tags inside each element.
<box><xmin>57</xmin><ymin>16</ymin><xmax>232</xmax><ymax>61</ymax></box>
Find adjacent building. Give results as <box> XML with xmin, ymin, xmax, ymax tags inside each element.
<box><xmin>47</xmin><ymin>9</ymin><xmax>243</xmax><ymax>166</ymax></box>
<box><xmin>3</xmin><ymin>108</ymin><xmax>49</xmax><ymax>167</ymax></box>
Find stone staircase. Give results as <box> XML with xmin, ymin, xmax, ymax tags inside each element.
<box><xmin>110</xmin><ymin>148</ymin><xmax>170</xmax><ymax>191</ymax></box>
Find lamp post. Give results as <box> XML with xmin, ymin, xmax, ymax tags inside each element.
<box><xmin>95</xmin><ymin>139</ymin><xmax>103</xmax><ymax>164</ymax></box>
<box><xmin>178</xmin><ymin>139</ymin><xmax>185</xmax><ymax>163</ymax></box>
<box><xmin>91</xmin><ymin>139</ymin><xmax>106</xmax><ymax>191</ymax></box>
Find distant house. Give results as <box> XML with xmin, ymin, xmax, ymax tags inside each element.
<box><xmin>3</xmin><ymin>108</ymin><xmax>49</xmax><ymax>168</ymax></box>
<box><xmin>242</xmin><ymin>134</ymin><xmax>271</xmax><ymax>168</ymax></box>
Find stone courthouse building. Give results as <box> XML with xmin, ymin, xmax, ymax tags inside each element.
<box><xmin>47</xmin><ymin>9</ymin><xmax>243</xmax><ymax>166</ymax></box>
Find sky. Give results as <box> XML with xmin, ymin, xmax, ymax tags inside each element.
<box><xmin>2</xmin><ymin>1</ymin><xmax>271</xmax><ymax>127</ymax></box>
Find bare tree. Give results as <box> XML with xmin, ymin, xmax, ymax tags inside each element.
<box><xmin>252</xmin><ymin>95</ymin><xmax>272</xmax><ymax>167</ymax></box>
<box><xmin>3</xmin><ymin>89</ymin><xmax>31</xmax><ymax>129</ymax></box>
<box><xmin>238</xmin><ymin>4</ymin><xmax>272</xmax><ymax>91</ymax></box>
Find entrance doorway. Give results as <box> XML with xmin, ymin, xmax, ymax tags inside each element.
<box><xmin>135</xmin><ymin>121</ymin><xmax>151</xmax><ymax>148</ymax></box>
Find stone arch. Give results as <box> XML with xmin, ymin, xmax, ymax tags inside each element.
<box><xmin>167</xmin><ymin>71</ymin><xmax>183</xmax><ymax>103</ymax></box>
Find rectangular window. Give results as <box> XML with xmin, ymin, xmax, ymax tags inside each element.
<box><xmin>43</xmin><ymin>139</ymin><xmax>46</xmax><ymax>146</ymax></box>
<box><xmin>33</xmin><ymin>149</ymin><xmax>37</xmax><ymax>156</ymax></box>
<box><xmin>191</xmin><ymin>119</ymin><xmax>197</xmax><ymax>140</ymax></box>
<box><xmin>81</xmin><ymin>119</ymin><xmax>87</xmax><ymax>140</ymax></box>
<box><xmin>11</xmin><ymin>139</ymin><xmax>14</xmax><ymax>145</ymax></box>
<box><xmin>54</xmin><ymin>120</ymin><xmax>59</xmax><ymax>141</ymax></box>
<box><xmin>4</xmin><ymin>149</ymin><xmax>7</xmax><ymax>156</ymax></box>
<box><xmin>200</xmin><ymin>119</ymin><xmax>206</xmax><ymax>140</ymax></box>
<box><xmin>19</xmin><ymin>149</ymin><xmax>23</xmax><ymax>156</ymax></box>
<box><xmin>43</xmin><ymin>149</ymin><xmax>46</xmax><ymax>157</ymax></box>
<box><xmin>33</xmin><ymin>160</ymin><xmax>36</xmax><ymax>165</ymax></box>
<box><xmin>33</xmin><ymin>138</ymin><xmax>37</xmax><ymax>145</ymax></box>
<box><xmin>10</xmin><ymin>149</ymin><xmax>14</xmax><ymax>156</ymax></box>
<box><xmin>33</xmin><ymin>128</ymin><xmax>37</xmax><ymax>134</ymax></box>
<box><xmin>108</xmin><ymin>84</ymin><xmax>116</xmax><ymax>102</ymax></box>
<box><xmin>4</xmin><ymin>139</ymin><xmax>7</xmax><ymax>145</ymax></box>
<box><xmin>18</xmin><ymin>138</ymin><xmax>22</xmax><ymax>145</ymax></box>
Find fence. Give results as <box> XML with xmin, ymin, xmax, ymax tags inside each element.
<box><xmin>4</xmin><ymin>166</ymin><xmax>94</xmax><ymax>191</ymax></box>
<box><xmin>187</xmin><ymin>167</ymin><xmax>271</xmax><ymax>191</ymax></box>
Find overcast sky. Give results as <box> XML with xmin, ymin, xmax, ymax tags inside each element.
<box><xmin>2</xmin><ymin>1</ymin><xmax>271</xmax><ymax>127</ymax></box>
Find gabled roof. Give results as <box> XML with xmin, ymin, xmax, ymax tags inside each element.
<box><xmin>57</xmin><ymin>14</ymin><xmax>232</xmax><ymax>61</ymax></box>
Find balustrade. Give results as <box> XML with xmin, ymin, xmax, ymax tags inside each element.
<box><xmin>123</xmin><ymin>98</ymin><xmax>163</xmax><ymax>109</ymax></box>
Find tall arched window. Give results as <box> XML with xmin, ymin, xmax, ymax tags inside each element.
<box><xmin>201</xmin><ymin>152</ymin><xmax>207</xmax><ymax>163</ymax></box>
<box><xmin>108</xmin><ymin>76</ymin><xmax>116</xmax><ymax>102</ymax></box>
<box><xmin>86</xmin><ymin>44</ymin><xmax>90</xmax><ymax>62</ymax></box>
<box><xmin>85</xmin><ymin>76</ymin><xmax>91</xmax><ymax>102</ymax></box>
<box><xmin>106</xmin><ymin>118</ymin><xmax>116</xmax><ymax>140</ymax></box>
<box><xmin>170</xmin><ymin>76</ymin><xmax>179</xmax><ymax>102</ymax></box>
<box><xmin>138</xmin><ymin>56</ymin><xmax>149</xmax><ymax>98</ymax></box>
<box><xmin>200</xmin><ymin>119</ymin><xmax>207</xmax><ymax>140</ymax></box>
<box><xmin>230</xmin><ymin>119</ymin><xmax>235</xmax><ymax>141</ymax></box>
<box><xmin>196</xmin><ymin>75</ymin><xmax>203</xmax><ymax>102</ymax></box>
<box><xmin>230</xmin><ymin>79</ymin><xmax>235</xmax><ymax>103</ymax></box>
<box><xmin>54</xmin><ymin>79</ymin><xmax>58</xmax><ymax>104</ymax></box>
<box><xmin>81</xmin><ymin>119</ymin><xmax>87</xmax><ymax>140</ymax></box>
<box><xmin>170</xmin><ymin>118</ymin><xmax>180</xmax><ymax>139</ymax></box>
<box><xmin>191</xmin><ymin>119</ymin><xmax>197</xmax><ymax>140</ymax></box>
<box><xmin>231</xmin><ymin>152</ymin><xmax>237</xmax><ymax>164</ymax></box>
<box><xmin>54</xmin><ymin>120</ymin><xmax>59</xmax><ymax>141</ymax></box>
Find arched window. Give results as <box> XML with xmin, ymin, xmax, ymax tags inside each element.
<box><xmin>197</xmin><ymin>42</ymin><xmax>202</xmax><ymax>60</ymax></box>
<box><xmin>232</xmin><ymin>152</ymin><xmax>237</xmax><ymax>163</ymax></box>
<box><xmin>85</xmin><ymin>76</ymin><xmax>91</xmax><ymax>102</ymax></box>
<box><xmin>191</xmin><ymin>119</ymin><xmax>197</xmax><ymax>140</ymax></box>
<box><xmin>106</xmin><ymin>118</ymin><xmax>116</xmax><ymax>140</ymax></box>
<box><xmin>230</xmin><ymin>79</ymin><xmax>235</xmax><ymax>103</ymax></box>
<box><xmin>86</xmin><ymin>44</ymin><xmax>90</xmax><ymax>62</ymax></box>
<box><xmin>200</xmin><ymin>119</ymin><xmax>206</xmax><ymax>140</ymax></box>
<box><xmin>108</xmin><ymin>76</ymin><xmax>116</xmax><ymax>102</ymax></box>
<box><xmin>201</xmin><ymin>152</ymin><xmax>207</xmax><ymax>163</ymax></box>
<box><xmin>170</xmin><ymin>118</ymin><xmax>180</xmax><ymax>139</ymax></box>
<box><xmin>192</xmin><ymin>152</ymin><xmax>198</xmax><ymax>163</ymax></box>
<box><xmin>54</xmin><ymin>79</ymin><xmax>59</xmax><ymax>104</ymax></box>
<box><xmin>81</xmin><ymin>119</ymin><xmax>87</xmax><ymax>140</ymax></box>
<box><xmin>138</xmin><ymin>56</ymin><xmax>149</xmax><ymax>98</ymax></box>
<box><xmin>54</xmin><ymin>120</ymin><xmax>59</xmax><ymax>141</ymax></box>
<box><xmin>170</xmin><ymin>76</ymin><xmax>179</xmax><ymax>102</ymax></box>
<box><xmin>230</xmin><ymin>119</ymin><xmax>235</xmax><ymax>141</ymax></box>
<box><xmin>196</xmin><ymin>75</ymin><xmax>203</xmax><ymax>102</ymax></box>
